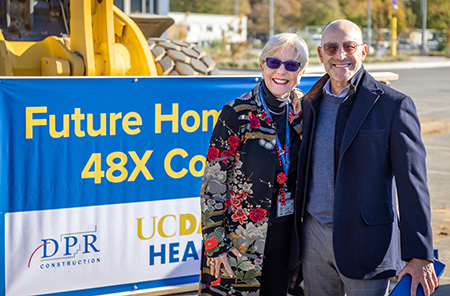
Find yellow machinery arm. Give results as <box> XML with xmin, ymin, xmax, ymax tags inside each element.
<box><xmin>0</xmin><ymin>0</ymin><xmax>158</xmax><ymax>76</ymax></box>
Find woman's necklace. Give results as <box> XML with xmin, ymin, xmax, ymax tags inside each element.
<box><xmin>267</xmin><ymin>106</ymin><xmax>286</xmax><ymax>115</ymax></box>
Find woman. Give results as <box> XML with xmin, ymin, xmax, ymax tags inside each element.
<box><xmin>199</xmin><ymin>33</ymin><xmax>309</xmax><ymax>296</ymax></box>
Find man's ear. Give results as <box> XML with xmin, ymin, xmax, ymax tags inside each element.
<box><xmin>361</xmin><ymin>44</ymin><xmax>368</xmax><ymax>61</ymax></box>
<box><xmin>318</xmin><ymin>47</ymin><xmax>324</xmax><ymax>63</ymax></box>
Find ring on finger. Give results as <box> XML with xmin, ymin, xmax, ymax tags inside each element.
<box><xmin>210</xmin><ymin>261</ymin><xmax>215</xmax><ymax>265</ymax></box>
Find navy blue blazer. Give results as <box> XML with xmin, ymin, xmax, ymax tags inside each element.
<box><xmin>292</xmin><ymin>67</ymin><xmax>434</xmax><ymax>280</ymax></box>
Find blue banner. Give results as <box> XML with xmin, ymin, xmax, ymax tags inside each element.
<box><xmin>0</xmin><ymin>75</ymin><xmax>320</xmax><ymax>295</ymax></box>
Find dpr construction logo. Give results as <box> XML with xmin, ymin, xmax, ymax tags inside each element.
<box><xmin>28</xmin><ymin>226</ymin><xmax>101</xmax><ymax>270</ymax></box>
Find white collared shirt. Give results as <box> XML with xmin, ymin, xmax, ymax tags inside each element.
<box><xmin>323</xmin><ymin>79</ymin><xmax>351</xmax><ymax>99</ymax></box>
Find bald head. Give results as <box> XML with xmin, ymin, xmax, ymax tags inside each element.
<box><xmin>318</xmin><ymin>19</ymin><xmax>367</xmax><ymax>95</ymax></box>
<box><xmin>322</xmin><ymin>19</ymin><xmax>364</xmax><ymax>45</ymax></box>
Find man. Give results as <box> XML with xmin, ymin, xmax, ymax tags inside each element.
<box><xmin>294</xmin><ymin>19</ymin><xmax>437</xmax><ymax>296</ymax></box>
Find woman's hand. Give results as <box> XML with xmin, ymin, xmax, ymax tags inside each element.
<box><xmin>207</xmin><ymin>248</ymin><xmax>242</xmax><ymax>278</ymax></box>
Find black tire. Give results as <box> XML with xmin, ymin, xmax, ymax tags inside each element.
<box><xmin>148</xmin><ymin>38</ymin><xmax>220</xmax><ymax>76</ymax></box>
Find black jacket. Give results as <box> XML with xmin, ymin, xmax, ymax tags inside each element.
<box><xmin>292</xmin><ymin>67</ymin><xmax>434</xmax><ymax>279</ymax></box>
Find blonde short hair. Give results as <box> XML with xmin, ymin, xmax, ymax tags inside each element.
<box><xmin>259</xmin><ymin>33</ymin><xmax>309</xmax><ymax>71</ymax></box>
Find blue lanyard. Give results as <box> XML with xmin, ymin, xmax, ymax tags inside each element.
<box><xmin>259</xmin><ymin>86</ymin><xmax>291</xmax><ymax>177</ymax></box>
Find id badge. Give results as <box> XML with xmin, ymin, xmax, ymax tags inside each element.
<box><xmin>277</xmin><ymin>192</ymin><xmax>294</xmax><ymax>218</ymax></box>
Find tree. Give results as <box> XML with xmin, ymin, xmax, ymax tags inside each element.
<box><xmin>405</xmin><ymin>0</ymin><xmax>450</xmax><ymax>29</ymax></box>
<box><xmin>404</xmin><ymin>0</ymin><xmax>450</xmax><ymax>47</ymax></box>
<box><xmin>299</xmin><ymin>0</ymin><xmax>344</xmax><ymax>26</ymax></box>
<box><xmin>427</xmin><ymin>0</ymin><xmax>450</xmax><ymax>30</ymax></box>
<box><xmin>340</xmin><ymin>0</ymin><xmax>369</xmax><ymax>27</ymax></box>
<box><xmin>428</xmin><ymin>0</ymin><xmax>450</xmax><ymax>47</ymax></box>
<box><xmin>171</xmin><ymin>0</ymin><xmax>250</xmax><ymax>15</ymax></box>
<box><xmin>247</xmin><ymin>0</ymin><xmax>302</xmax><ymax>35</ymax></box>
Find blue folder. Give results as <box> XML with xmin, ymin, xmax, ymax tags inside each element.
<box><xmin>389</xmin><ymin>259</ymin><xmax>446</xmax><ymax>296</ymax></box>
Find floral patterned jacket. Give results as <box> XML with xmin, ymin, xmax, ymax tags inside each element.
<box><xmin>199</xmin><ymin>82</ymin><xmax>303</xmax><ymax>295</ymax></box>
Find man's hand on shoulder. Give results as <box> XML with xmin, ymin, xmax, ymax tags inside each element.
<box><xmin>398</xmin><ymin>258</ymin><xmax>437</xmax><ymax>296</ymax></box>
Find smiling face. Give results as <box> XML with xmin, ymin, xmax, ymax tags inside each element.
<box><xmin>318</xmin><ymin>20</ymin><xmax>367</xmax><ymax>95</ymax></box>
<box><xmin>260</xmin><ymin>45</ymin><xmax>305</xmax><ymax>98</ymax></box>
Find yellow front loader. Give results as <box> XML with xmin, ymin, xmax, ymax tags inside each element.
<box><xmin>0</xmin><ymin>0</ymin><xmax>218</xmax><ymax>76</ymax></box>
